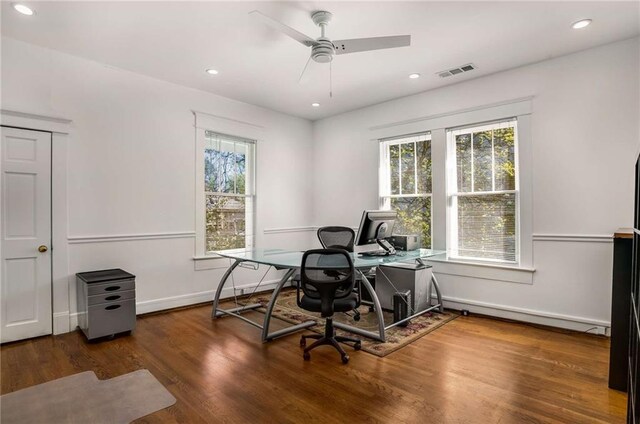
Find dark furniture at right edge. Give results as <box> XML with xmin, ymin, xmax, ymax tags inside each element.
<box><xmin>628</xmin><ymin>154</ymin><xmax>640</xmax><ymax>424</ymax></box>
<box><xmin>611</xmin><ymin>228</ymin><xmax>633</xmax><ymax>391</ymax></box>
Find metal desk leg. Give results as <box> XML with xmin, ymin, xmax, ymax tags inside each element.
<box><xmin>333</xmin><ymin>270</ymin><xmax>386</xmax><ymax>342</ymax></box>
<box><xmin>431</xmin><ymin>273</ymin><xmax>444</xmax><ymax>313</ymax></box>
<box><xmin>261</xmin><ymin>268</ymin><xmax>316</xmax><ymax>342</ymax></box>
<box><xmin>212</xmin><ymin>259</ymin><xmax>242</xmax><ymax>318</ymax></box>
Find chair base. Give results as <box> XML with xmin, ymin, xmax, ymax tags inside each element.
<box><xmin>300</xmin><ymin>318</ymin><xmax>361</xmax><ymax>364</ymax></box>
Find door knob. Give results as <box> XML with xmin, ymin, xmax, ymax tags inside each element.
<box><xmin>38</xmin><ymin>245</ymin><xmax>48</xmax><ymax>253</ymax></box>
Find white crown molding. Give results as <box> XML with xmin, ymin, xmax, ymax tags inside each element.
<box><xmin>68</xmin><ymin>231</ymin><xmax>195</xmax><ymax>244</ymax></box>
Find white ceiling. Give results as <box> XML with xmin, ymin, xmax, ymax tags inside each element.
<box><xmin>1</xmin><ymin>1</ymin><xmax>638</xmax><ymax>120</ymax></box>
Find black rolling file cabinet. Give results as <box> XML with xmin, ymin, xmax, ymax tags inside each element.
<box><xmin>628</xmin><ymin>155</ymin><xmax>640</xmax><ymax>424</ymax></box>
<box><xmin>76</xmin><ymin>269</ymin><xmax>136</xmax><ymax>341</ymax></box>
<box><xmin>610</xmin><ymin>229</ymin><xmax>633</xmax><ymax>391</ymax></box>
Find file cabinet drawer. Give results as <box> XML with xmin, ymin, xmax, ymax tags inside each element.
<box><xmin>87</xmin><ymin>278</ymin><xmax>135</xmax><ymax>296</ymax></box>
<box><xmin>88</xmin><ymin>289</ymin><xmax>135</xmax><ymax>306</ymax></box>
<box><xmin>86</xmin><ymin>299</ymin><xmax>136</xmax><ymax>340</ymax></box>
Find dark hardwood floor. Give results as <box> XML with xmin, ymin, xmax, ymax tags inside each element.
<box><xmin>1</xmin><ymin>304</ymin><xmax>627</xmax><ymax>423</ymax></box>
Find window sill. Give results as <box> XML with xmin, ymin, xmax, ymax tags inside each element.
<box><xmin>424</xmin><ymin>255</ymin><xmax>535</xmax><ymax>285</ymax></box>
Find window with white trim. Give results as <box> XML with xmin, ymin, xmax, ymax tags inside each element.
<box><xmin>447</xmin><ymin>119</ymin><xmax>518</xmax><ymax>262</ymax></box>
<box><xmin>203</xmin><ymin>130</ymin><xmax>255</xmax><ymax>252</ymax></box>
<box><xmin>379</xmin><ymin>133</ymin><xmax>432</xmax><ymax>248</ymax></box>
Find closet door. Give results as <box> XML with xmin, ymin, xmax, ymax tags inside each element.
<box><xmin>1</xmin><ymin>126</ymin><xmax>52</xmax><ymax>343</ymax></box>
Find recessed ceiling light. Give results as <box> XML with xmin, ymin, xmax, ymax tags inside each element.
<box><xmin>571</xmin><ymin>19</ymin><xmax>592</xmax><ymax>29</ymax></box>
<box><xmin>206</xmin><ymin>69</ymin><xmax>219</xmax><ymax>75</ymax></box>
<box><xmin>409</xmin><ymin>73</ymin><xmax>421</xmax><ymax>79</ymax></box>
<box><xmin>311</xmin><ymin>103</ymin><xmax>320</xmax><ymax>107</ymax></box>
<box><xmin>12</xmin><ymin>3</ymin><xmax>34</xmax><ymax>15</ymax></box>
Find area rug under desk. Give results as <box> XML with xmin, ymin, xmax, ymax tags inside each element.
<box><xmin>246</xmin><ymin>290</ymin><xmax>458</xmax><ymax>357</ymax></box>
<box><xmin>0</xmin><ymin>369</ymin><xmax>176</xmax><ymax>424</ymax></box>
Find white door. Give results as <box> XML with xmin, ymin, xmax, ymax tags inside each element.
<box><xmin>1</xmin><ymin>126</ymin><xmax>52</xmax><ymax>343</ymax></box>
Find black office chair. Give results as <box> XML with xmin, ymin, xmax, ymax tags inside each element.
<box><xmin>297</xmin><ymin>248</ymin><xmax>362</xmax><ymax>364</ymax></box>
<box><xmin>317</xmin><ymin>226</ymin><xmax>362</xmax><ymax>321</ymax></box>
<box><xmin>317</xmin><ymin>226</ymin><xmax>355</xmax><ymax>251</ymax></box>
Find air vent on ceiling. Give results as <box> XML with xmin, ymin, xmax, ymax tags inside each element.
<box><xmin>437</xmin><ymin>63</ymin><xmax>476</xmax><ymax>78</ymax></box>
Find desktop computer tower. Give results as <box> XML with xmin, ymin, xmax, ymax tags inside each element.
<box><xmin>388</xmin><ymin>234</ymin><xmax>421</xmax><ymax>251</ymax></box>
<box><xmin>375</xmin><ymin>262</ymin><xmax>432</xmax><ymax>314</ymax></box>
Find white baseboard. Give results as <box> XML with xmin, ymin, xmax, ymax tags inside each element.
<box><xmin>53</xmin><ymin>311</ymin><xmax>71</xmax><ymax>335</ymax></box>
<box><xmin>135</xmin><ymin>279</ymin><xmax>287</xmax><ymax>314</ymax></box>
<box><xmin>63</xmin><ymin>279</ymin><xmax>290</xmax><ymax>332</ymax></box>
<box><xmin>440</xmin><ymin>295</ymin><xmax>610</xmax><ymax>334</ymax></box>
<box><xmin>58</xmin><ymin>280</ymin><xmax>608</xmax><ymax>337</ymax></box>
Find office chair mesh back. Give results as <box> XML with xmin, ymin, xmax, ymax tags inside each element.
<box><xmin>301</xmin><ymin>249</ymin><xmax>355</xmax><ymax>317</ymax></box>
<box><xmin>317</xmin><ymin>227</ymin><xmax>355</xmax><ymax>252</ymax></box>
<box><xmin>298</xmin><ymin>248</ymin><xmax>361</xmax><ymax>363</ymax></box>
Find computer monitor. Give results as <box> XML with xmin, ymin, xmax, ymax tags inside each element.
<box><xmin>355</xmin><ymin>210</ymin><xmax>397</xmax><ymax>249</ymax></box>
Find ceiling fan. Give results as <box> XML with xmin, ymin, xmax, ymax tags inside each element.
<box><xmin>249</xmin><ymin>10</ymin><xmax>411</xmax><ymax>97</ymax></box>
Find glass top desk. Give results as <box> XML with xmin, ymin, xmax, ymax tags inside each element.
<box><xmin>211</xmin><ymin>248</ymin><xmax>445</xmax><ymax>343</ymax></box>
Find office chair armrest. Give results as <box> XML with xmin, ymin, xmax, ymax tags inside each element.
<box><xmin>295</xmin><ymin>277</ymin><xmax>303</xmax><ymax>308</ymax></box>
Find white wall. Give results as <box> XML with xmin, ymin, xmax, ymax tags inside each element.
<box><xmin>2</xmin><ymin>34</ymin><xmax>638</xmax><ymax>335</ymax></box>
<box><xmin>1</xmin><ymin>37</ymin><xmax>316</xmax><ymax>332</ymax></box>
<box><xmin>311</xmin><ymin>37</ymin><xmax>640</xmax><ymax>331</ymax></box>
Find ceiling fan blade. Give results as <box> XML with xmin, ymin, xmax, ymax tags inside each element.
<box><xmin>249</xmin><ymin>10</ymin><xmax>318</xmax><ymax>47</ymax></box>
<box><xmin>333</xmin><ymin>35</ymin><xmax>410</xmax><ymax>55</ymax></box>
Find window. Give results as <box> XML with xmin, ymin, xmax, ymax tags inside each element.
<box><xmin>379</xmin><ymin>133</ymin><xmax>432</xmax><ymax>248</ymax></box>
<box><xmin>203</xmin><ymin>131</ymin><xmax>255</xmax><ymax>252</ymax></box>
<box><xmin>447</xmin><ymin>119</ymin><xmax>518</xmax><ymax>262</ymax></box>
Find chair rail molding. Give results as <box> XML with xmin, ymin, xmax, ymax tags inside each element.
<box><xmin>263</xmin><ymin>226</ymin><xmax>318</xmax><ymax>234</ymax></box>
<box><xmin>532</xmin><ymin>233</ymin><xmax>613</xmax><ymax>243</ymax></box>
<box><xmin>68</xmin><ymin>231</ymin><xmax>196</xmax><ymax>244</ymax></box>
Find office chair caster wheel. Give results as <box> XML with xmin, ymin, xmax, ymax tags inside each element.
<box><xmin>341</xmin><ymin>354</ymin><xmax>349</xmax><ymax>364</ymax></box>
<box><xmin>300</xmin><ymin>336</ymin><xmax>306</xmax><ymax>347</ymax></box>
<box><xmin>303</xmin><ymin>351</ymin><xmax>311</xmax><ymax>361</ymax></box>
<box><xmin>354</xmin><ymin>312</ymin><xmax>361</xmax><ymax>322</ymax></box>
<box><xmin>354</xmin><ymin>341</ymin><xmax>361</xmax><ymax>351</ymax></box>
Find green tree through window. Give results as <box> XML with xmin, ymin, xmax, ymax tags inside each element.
<box><xmin>380</xmin><ymin>134</ymin><xmax>432</xmax><ymax>248</ymax></box>
<box><xmin>450</xmin><ymin>121</ymin><xmax>517</xmax><ymax>262</ymax></box>
<box><xmin>204</xmin><ymin>132</ymin><xmax>254</xmax><ymax>252</ymax></box>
